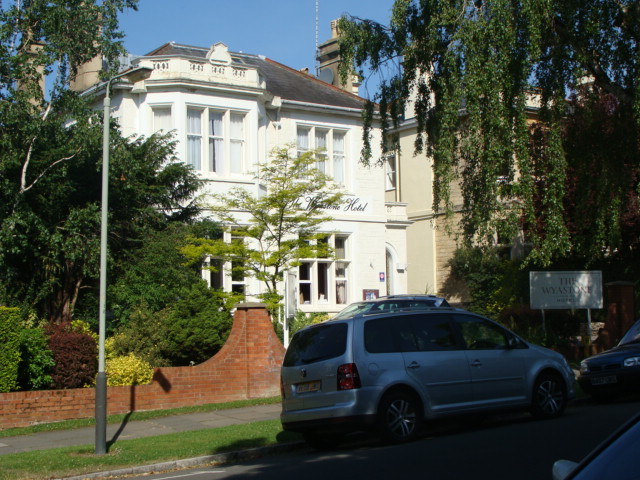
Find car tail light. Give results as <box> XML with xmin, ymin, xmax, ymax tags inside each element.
<box><xmin>337</xmin><ymin>363</ymin><xmax>361</xmax><ymax>390</ymax></box>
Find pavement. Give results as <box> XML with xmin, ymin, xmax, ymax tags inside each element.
<box><xmin>0</xmin><ymin>402</ymin><xmax>304</xmax><ymax>479</ymax></box>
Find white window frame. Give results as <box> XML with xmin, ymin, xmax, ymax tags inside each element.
<box><xmin>186</xmin><ymin>106</ymin><xmax>247</xmax><ymax>175</ymax></box>
<box><xmin>228</xmin><ymin>230</ymin><xmax>247</xmax><ymax>295</ymax></box>
<box><xmin>298</xmin><ymin>234</ymin><xmax>350</xmax><ymax>306</ymax></box>
<box><xmin>186</xmin><ymin>108</ymin><xmax>203</xmax><ymax>170</ymax></box>
<box><xmin>296</xmin><ymin>124</ymin><xmax>348</xmax><ymax>185</ymax></box>
<box><xmin>385</xmin><ymin>152</ymin><xmax>397</xmax><ymax>191</ymax></box>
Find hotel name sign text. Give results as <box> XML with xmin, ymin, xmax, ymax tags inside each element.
<box><xmin>295</xmin><ymin>195</ymin><xmax>370</xmax><ymax>214</ymax></box>
<box><xmin>530</xmin><ymin>271</ymin><xmax>603</xmax><ymax>310</ymax></box>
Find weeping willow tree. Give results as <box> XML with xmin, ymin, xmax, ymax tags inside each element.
<box><xmin>338</xmin><ymin>0</ymin><xmax>640</xmax><ymax>267</ymax></box>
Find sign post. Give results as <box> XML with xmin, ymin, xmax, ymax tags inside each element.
<box><xmin>530</xmin><ymin>271</ymin><xmax>603</xmax><ymax>354</ymax></box>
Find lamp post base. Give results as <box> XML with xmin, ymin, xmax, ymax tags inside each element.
<box><xmin>95</xmin><ymin>371</ymin><xmax>107</xmax><ymax>454</ymax></box>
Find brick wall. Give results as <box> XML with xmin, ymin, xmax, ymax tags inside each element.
<box><xmin>0</xmin><ymin>303</ymin><xmax>285</xmax><ymax>431</ymax></box>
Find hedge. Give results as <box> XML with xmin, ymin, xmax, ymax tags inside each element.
<box><xmin>0</xmin><ymin>307</ymin><xmax>21</xmax><ymax>392</ymax></box>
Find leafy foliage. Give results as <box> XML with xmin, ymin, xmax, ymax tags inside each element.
<box><xmin>562</xmin><ymin>91</ymin><xmax>640</xmax><ymax>263</ymax></box>
<box><xmin>106</xmin><ymin>353</ymin><xmax>154</xmax><ymax>387</ymax></box>
<box><xmin>180</xmin><ymin>144</ymin><xmax>344</xmax><ymax>312</ymax></box>
<box><xmin>0</xmin><ymin>125</ymin><xmax>202</xmax><ymax>324</ymax></box>
<box><xmin>160</xmin><ymin>282</ymin><xmax>233</xmax><ymax>366</ymax></box>
<box><xmin>289</xmin><ymin>311</ymin><xmax>330</xmax><ymax>338</ymax></box>
<box><xmin>17</xmin><ymin>326</ymin><xmax>54</xmax><ymax>390</ymax></box>
<box><xmin>110</xmin><ymin>283</ymin><xmax>233</xmax><ymax>368</ymax></box>
<box><xmin>46</xmin><ymin>322</ymin><xmax>97</xmax><ymax>389</ymax></box>
<box><xmin>338</xmin><ymin>0</ymin><xmax>640</xmax><ymax>266</ymax></box>
<box><xmin>0</xmin><ymin>307</ymin><xmax>21</xmax><ymax>392</ymax></box>
<box><xmin>110</xmin><ymin>220</ymin><xmax>220</xmax><ymax>331</ymax></box>
<box><xmin>0</xmin><ymin>1</ymin><xmax>203</xmax><ymax>324</ymax></box>
<box><xmin>108</xmin><ymin>305</ymin><xmax>172</xmax><ymax>367</ymax></box>
<box><xmin>449</xmin><ymin>247</ymin><xmax>528</xmax><ymax>318</ymax></box>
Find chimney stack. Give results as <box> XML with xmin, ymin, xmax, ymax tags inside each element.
<box><xmin>317</xmin><ymin>20</ymin><xmax>361</xmax><ymax>95</ymax></box>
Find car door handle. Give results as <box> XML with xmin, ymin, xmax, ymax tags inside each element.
<box><xmin>471</xmin><ymin>360</ymin><xmax>482</xmax><ymax>367</ymax></box>
<box><xmin>407</xmin><ymin>361</ymin><xmax>420</xmax><ymax>369</ymax></box>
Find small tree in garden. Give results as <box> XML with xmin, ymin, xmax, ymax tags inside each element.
<box><xmin>181</xmin><ymin>144</ymin><xmax>345</xmax><ymax>313</ymax></box>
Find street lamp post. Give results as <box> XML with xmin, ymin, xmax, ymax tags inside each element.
<box><xmin>96</xmin><ymin>66</ymin><xmax>152</xmax><ymax>455</ymax></box>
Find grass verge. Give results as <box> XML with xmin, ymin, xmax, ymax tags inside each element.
<box><xmin>0</xmin><ymin>419</ymin><xmax>302</xmax><ymax>480</ymax></box>
<box><xmin>0</xmin><ymin>396</ymin><xmax>281</xmax><ymax>439</ymax></box>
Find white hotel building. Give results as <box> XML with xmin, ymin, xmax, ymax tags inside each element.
<box><xmin>82</xmin><ymin>40</ymin><xmax>409</xmax><ymax>315</ymax></box>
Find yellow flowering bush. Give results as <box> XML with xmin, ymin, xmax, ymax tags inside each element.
<box><xmin>105</xmin><ymin>353</ymin><xmax>154</xmax><ymax>387</ymax></box>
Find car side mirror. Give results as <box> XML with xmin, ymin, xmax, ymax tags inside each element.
<box><xmin>552</xmin><ymin>460</ymin><xmax>578</xmax><ymax>480</ymax></box>
<box><xmin>507</xmin><ymin>336</ymin><xmax>521</xmax><ymax>349</ymax></box>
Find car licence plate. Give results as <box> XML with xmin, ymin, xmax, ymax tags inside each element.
<box><xmin>591</xmin><ymin>375</ymin><xmax>617</xmax><ymax>386</ymax></box>
<box><xmin>296</xmin><ymin>380</ymin><xmax>321</xmax><ymax>394</ymax></box>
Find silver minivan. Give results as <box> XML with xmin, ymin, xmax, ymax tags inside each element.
<box><xmin>280</xmin><ymin>308</ymin><xmax>575</xmax><ymax>448</ymax></box>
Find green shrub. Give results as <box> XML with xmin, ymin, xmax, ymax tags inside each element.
<box><xmin>272</xmin><ymin>311</ymin><xmax>330</xmax><ymax>343</ymax></box>
<box><xmin>449</xmin><ymin>247</ymin><xmax>528</xmax><ymax>318</ymax></box>
<box><xmin>109</xmin><ymin>304</ymin><xmax>172</xmax><ymax>367</ymax></box>
<box><xmin>0</xmin><ymin>307</ymin><xmax>21</xmax><ymax>392</ymax></box>
<box><xmin>110</xmin><ymin>282</ymin><xmax>233</xmax><ymax>367</ymax></box>
<box><xmin>17</xmin><ymin>327</ymin><xmax>54</xmax><ymax>390</ymax></box>
<box><xmin>160</xmin><ymin>282</ymin><xmax>233</xmax><ymax>366</ymax></box>
<box><xmin>106</xmin><ymin>353</ymin><xmax>154</xmax><ymax>386</ymax></box>
<box><xmin>46</xmin><ymin>323</ymin><xmax>97</xmax><ymax>389</ymax></box>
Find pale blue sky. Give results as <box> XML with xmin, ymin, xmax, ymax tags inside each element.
<box><xmin>119</xmin><ymin>0</ymin><xmax>396</xmax><ymax>98</ymax></box>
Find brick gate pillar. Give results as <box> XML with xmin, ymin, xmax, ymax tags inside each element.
<box><xmin>605</xmin><ymin>281</ymin><xmax>635</xmax><ymax>345</ymax></box>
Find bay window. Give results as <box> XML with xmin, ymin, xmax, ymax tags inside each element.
<box><xmin>298</xmin><ymin>234</ymin><xmax>350</xmax><ymax>306</ymax></box>
<box><xmin>186</xmin><ymin>106</ymin><xmax>246</xmax><ymax>175</ymax></box>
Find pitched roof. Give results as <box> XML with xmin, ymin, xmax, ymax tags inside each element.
<box><xmin>142</xmin><ymin>42</ymin><xmax>368</xmax><ymax>110</ymax></box>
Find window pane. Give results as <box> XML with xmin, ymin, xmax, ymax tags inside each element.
<box><xmin>230</xmin><ymin>113</ymin><xmax>244</xmax><ymax>173</ymax></box>
<box><xmin>456</xmin><ymin>316</ymin><xmax>508</xmax><ymax>349</ymax></box>
<box><xmin>411</xmin><ymin>315</ymin><xmax>457</xmax><ymax>351</ymax></box>
<box><xmin>186</xmin><ymin>109</ymin><xmax>202</xmax><ymax>170</ymax></box>
<box><xmin>365</xmin><ymin>317</ymin><xmax>414</xmax><ymax>353</ymax></box>
<box><xmin>317</xmin><ymin>263</ymin><xmax>329</xmax><ymax>302</ymax></box>
<box><xmin>333</xmin><ymin>132</ymin><xmax>345</xmax><ymax>184</ymax></box>
<box><xmin>153</xmin><ymin>107</ymin><xmax>172</xmax><ymax>133</ymax></box>
<box><xmin>316</xmin><ymin>130</ymin><xmax>327</xmax><ymax>173</ymax></box>
<box><xmin>386</xmin><ymin>154</ymin><xmax>397</xmax><ymax>189</ymax></box>
<box><xmin>283</xmin><ymin>323</ymin><xmax>348</xmax><ymax>367</ymax></box>
<box><xmin>335</xmin><ymin>237</ymin><xmax>346</xmax><ymax>259</ymax></box>
<box><xmin>187</xmin><ymin>136</ymin><xmax>201</xmax><ymax>169</ymax></box>
<box><xmin>209</xmin><ymin>111</ymin><xmax>223</xmax><ymax>135</ymax></box>
<box><xmin>187</xmin><ymin>109</ymin><xmax>201</xmax><ymax>134</ymax></box>
<box><xmin>299</xmin><ymin>262</ymin><xmax>311</xmax><ymax>280</ymax></box>
<box><xmin>297</xmin><ymin>127</ymin><xmax>310</xmax><ymax>154</ymax></box>
<box><xmin>336</xmin><ymin>279</ymin><xmax>347</xmax><ymax>304</ymax></box>
<box><xmin>299</xmin><ymin>262</ymin><xmax>311</xmax><ymax>304</ymax></box>
<box><xmin>209</xmin><ymin>138</ymin><xmax>223</xmax><ymax>172</ymax></box>
<box><xmin>210</xmin><ymin>259</ymin><xmax>223</xmax><ymax>289</ymax></box>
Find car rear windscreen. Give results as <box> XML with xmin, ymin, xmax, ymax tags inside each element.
<box><xmin>283</xmin><ymin>323</ymin><xmax>348</xmax><ymax>366</ymax></box>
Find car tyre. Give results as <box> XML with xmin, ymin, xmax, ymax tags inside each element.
<box><xmin>302</xmin><ymin>432</ymin><xmax>343</xmax><ymax>450</ymax></box>
<box><xmin>531</xmin><ymin>372</ymin><xmax>566</xmax><ymax>419</ymax></box>
<box><xmin>377</xmin><ymin>391</ymin><xmax>422</xmax><ymax>443</ymax></box>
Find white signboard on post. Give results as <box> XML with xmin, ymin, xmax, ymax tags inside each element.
<box><xmin>530</xmin><ymin>271</ymin><xmax>603</xmax><ymax>310</ymax></box>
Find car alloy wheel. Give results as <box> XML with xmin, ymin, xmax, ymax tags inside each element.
<box><xmin>378</xmin><ymin>391</ymin><xmax>421</xmax><ymax>443</ymax></box>
<box><xmin>531</xmin><ymin>372</ymin><xmax>566</xmax><ymax>419</ymax></box>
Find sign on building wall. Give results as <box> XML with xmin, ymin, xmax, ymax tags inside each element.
<box><xmin>529</xmin><ymin>271</ymin><xmax>603</xmax><ymax>310</ymax></box>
